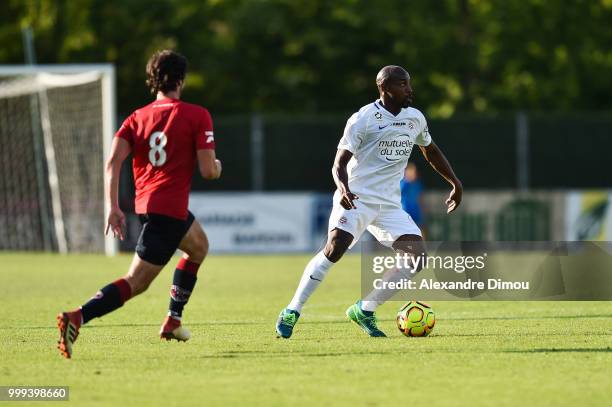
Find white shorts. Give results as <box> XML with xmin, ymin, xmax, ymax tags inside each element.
<box><xmin>328</xmin><ymin>201</ymin><xmax>422</xmax><ymax>248</ymax></box>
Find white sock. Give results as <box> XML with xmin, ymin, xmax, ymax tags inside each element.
<box><xmin>361</xmin><ymin>265</ymin><xmax>416</xmax><ymax>312</ymax></box>
<box><xmin>287</xmin><ymin>251</ymin><xmax>334</xmax><ymax>313</ymax></box>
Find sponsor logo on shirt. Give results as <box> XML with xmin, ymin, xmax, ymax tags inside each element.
<box><xmin>378</xmin><ymin>134</ymin><xmax>413</xmax><ymax>162</ymax></box>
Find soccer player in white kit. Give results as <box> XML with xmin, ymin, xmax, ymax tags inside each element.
<box><xmin>276</xmin><ymin>66</ymin><xmax>463</xmax><ymax>338</ymax></box>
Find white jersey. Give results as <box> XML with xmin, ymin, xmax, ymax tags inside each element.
<box><xmin>336</xmin><ymin>100</ymin><xmax>432</xmax><ymax>207</ymax></box>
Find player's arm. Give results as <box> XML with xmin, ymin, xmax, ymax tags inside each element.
<box><xmin>197</xmin><ymin>149</ymin><xmax>222</xmax><ymax>180</ymax></box>
<box><xmin>105</xmin><ymin>137</ymin><xmax>131</xmax><ymax>239</ymax></box>
<box><xmin>195</xmin><ymin>108</ymin><xmax>221</xmax><ymax>180</ymax></box>
<box><xmin>332</xmin><ymin>149</ymin><xmax>359</xmax><ymax>210</ymax></box>
<box><xmin>419</xmin><ymin>142</ymin><xmax>463</xmax><ymax>213</ymax></box>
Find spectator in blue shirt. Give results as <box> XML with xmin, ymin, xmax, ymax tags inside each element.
<box><xmin>400</xmin><ymin>162</ymin><xmax>425</xmax><ymax>230</ymax></box>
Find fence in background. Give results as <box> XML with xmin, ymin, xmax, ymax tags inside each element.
<box><xmin>182</xmin><ymin>112</ymin><xmax>612</xmax><ymax>193</ymax></box>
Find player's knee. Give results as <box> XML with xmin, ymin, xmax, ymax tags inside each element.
<box><xmin>400</xmin><ymin>249</ymin><xmax>427</xmax><ymax>273</ymax></box>
<box><xmin>393</xmin><ymin>237</ymin><xmax>427</xmax><ymax>273</ymax></box>
<box><xmin>323</xmin><ymin>234</ymin><xmax>351</xmax><ymax>263</ymax></box>
<box><xmin>323</xmin><ymin>244</ymin><xmax>340</xmax><ymax>263</ymax></box>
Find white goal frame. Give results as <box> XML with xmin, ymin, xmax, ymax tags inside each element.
<box><xmin>0</xmin><ymin>64</ymin><xmax>117</xmax><ymax>256</ymax></box>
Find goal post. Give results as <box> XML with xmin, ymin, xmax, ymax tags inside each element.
<box><xmin>0</xmin><ymin>64</ymin><xmax>117</xmax><ymax>255</ymax></box>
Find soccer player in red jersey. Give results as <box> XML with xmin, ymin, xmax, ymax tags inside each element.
<box><xmin>56</xmin><ymin>50</ymin><xmax>222</xmax><ymax>358</ymax></box>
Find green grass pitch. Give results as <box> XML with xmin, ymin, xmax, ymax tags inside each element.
<box><xmin>1</xmin><ymin>253</ymin><xmax>611</xmax><ymax>406</ymax></box>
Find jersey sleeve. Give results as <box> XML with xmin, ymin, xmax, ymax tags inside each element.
<box><xmin>195</xmin><ymin>108</ymin><xmax>215</xmax><ymax>150</ymax></box>
<box><xmin>115</xmin><ymin>114</ymin><xmax>135</xmax><ymax>145</ymax></box>
<box><xmin>414</xmin><ymin>111</ymin><xmax>432</xmax><ymax>147</ymax></box>
<box><xmin>337</xmin><ymin>113</ymin><xmax>364</xmax><ymax>154</ymax></box>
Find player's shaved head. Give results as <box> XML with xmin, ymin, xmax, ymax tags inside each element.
<box><xmin>376</xmin><ymin>65</ymin><xmax>410</xmax><ymax>90</ymax></box>
<box><xmin>375</xmin><ymin>65</ymin><xmax>414</xmax><ymax>110</ymax></box>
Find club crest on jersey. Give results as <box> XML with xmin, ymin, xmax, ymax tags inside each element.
<box><xmin>339</xmin><ymin>216</ymin><xmax>348</xmax><ymax>224</ymax></box>
<box><xmin>374</xmin><ymin>112</ymin><xmax>383</xmax><ymax>121</ymax></box>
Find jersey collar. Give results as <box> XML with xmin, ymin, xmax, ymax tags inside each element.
<box><xmin>154</xmin><ymin>97</ymin><xmax>180</xmax><ymax>104</ymax></box>
<box><xmin>374</xmin><ymin>99</ymin><xmax>404</xmax><ymax>118</ymax></box>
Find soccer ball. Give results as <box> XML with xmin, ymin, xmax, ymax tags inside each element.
<box><xmin>396</xmin><ymin>301</ymin><xmax>435</xmax><ymax>337</ymax></box>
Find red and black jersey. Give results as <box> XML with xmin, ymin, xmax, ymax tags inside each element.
<box><xmin>116</xmin><ymin>98</ymin><xmax>215</xmax><ymax>220</ymax></box>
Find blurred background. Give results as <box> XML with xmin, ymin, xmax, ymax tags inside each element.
<box><xmin>0</xmin><ymin>0</ymin><xmax>611</xmax><ymax>254</ymax></box>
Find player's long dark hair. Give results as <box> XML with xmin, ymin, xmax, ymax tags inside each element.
<box><xmin>146</xmin><ymin>50</ymin><xmax>187</xmax><ymax>95</ymax></box>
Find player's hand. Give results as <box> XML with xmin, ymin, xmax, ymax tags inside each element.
<box><xmin>105</xmin><ymin>207</ymin><xmax>126</xmax><ymax>240</ymax></box>
<box><xmin>340</xmin><ymin>190</ymin><xmax>359</xmax><ymax>210</ymax></box>
<box><xmin>215</xmin><ymin>159</ymin><xmax>222</xmax><ymax>179</ymax></box>
<box><xmin>445</xmin><ymin>182</ymin><xmax>463</xmax><ymax>214</ymax></box>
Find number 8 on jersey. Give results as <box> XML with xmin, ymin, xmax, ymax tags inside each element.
<box><xmin>149</xmin><ymin>131</ymin><xmax>168</xmax><ymax>166</ymax></box>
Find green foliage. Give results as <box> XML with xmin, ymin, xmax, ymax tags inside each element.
<box><xmin>1</xmin><ymin>0</ymin><xmax>611</xmax><ymax>116</ymax></box>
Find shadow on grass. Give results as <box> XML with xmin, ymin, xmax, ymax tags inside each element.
<box><xmin>196</xmin><ymin>347</ymin><xmax>612</xmax><ymax>359</ymax></box>
<box><xmin>197</xmin><ymin>350</ymin><xmax>390</xmax><ymax>359</ymax></box>
<box><xmin>504</xmin><ymin>347</ymin><xmax>612</xmax><ymax>353</ymax></box>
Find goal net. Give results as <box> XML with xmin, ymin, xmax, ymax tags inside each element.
<box><xmin>0</xmin><ymin>65</ymin><xmax>116</xmax><ymax>255</ymax></box>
